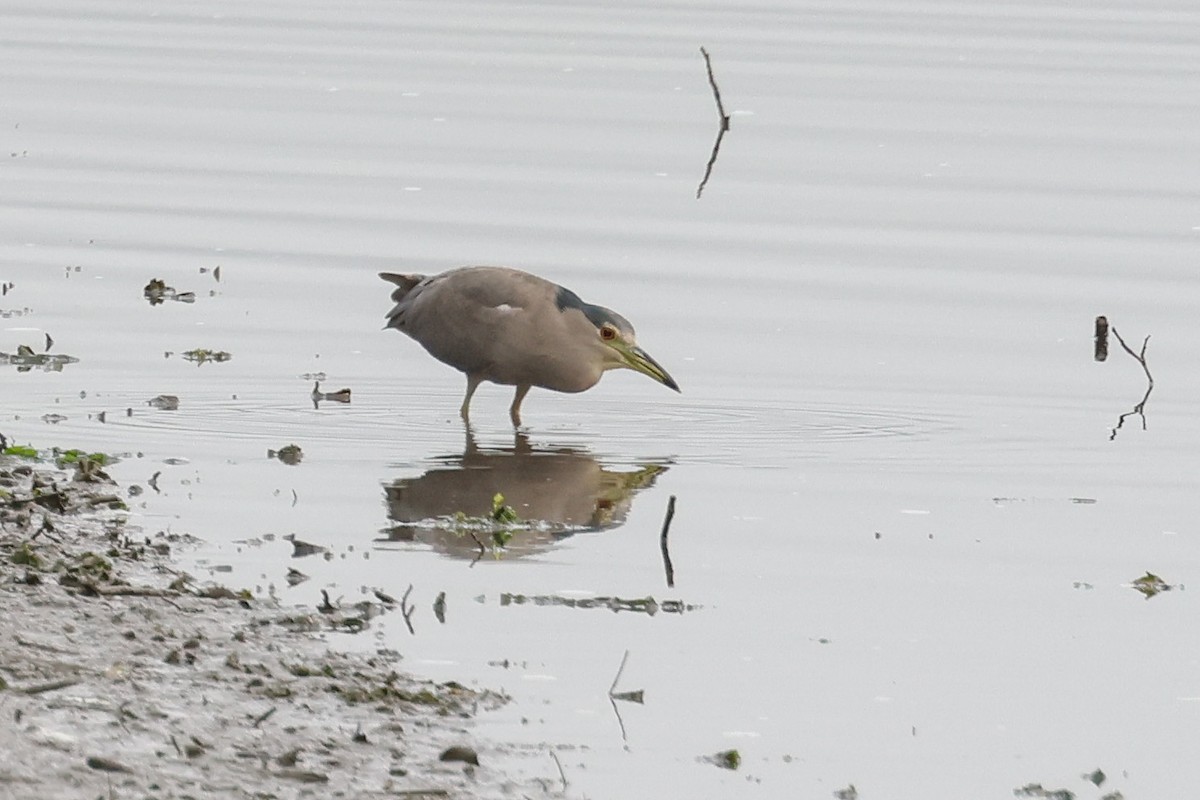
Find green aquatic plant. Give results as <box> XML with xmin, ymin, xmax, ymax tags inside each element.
<box><xmin>55</xmin><ymin>448</ymin><xmax>110</xmax><ymax>467</ymax></box>
<box><xmin>491</xmin><ymin>492</ymin><xmax>518</xmax><ymax>523</ymax></box>
<box><xmin>2</xmin><ymin>444</ymin><xmax>38</xmax><ymax>460</ymax></box>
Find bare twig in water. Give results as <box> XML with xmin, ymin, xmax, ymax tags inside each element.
<box><xmin>1111</xmin><ymin>328</ymin><xmax>1153</xmax><ymax>386</ymax></box>
<box><xmin>399</xmin><ymin>583</ymin><xmax>416</xmax><ymax>634</ymax></box>
<box><xmin>607</xmin><ymin>650</ymin><xmax>631</xmax><ymax>744</ymax></box>
<box><xmin>1109</xmin><ymin>326</ymin><xmax>1154</xmax><ymax>440</ymax></box>
<box><xmin>701</xmin><ymin>47</ymin><xmax>731</xmax><ymax>131</ymax></box>
<box><xmin>609</xmin><ymin>649</ymin><xmax>631</xmax><ymax>697</ymax></box>
<box><xmin>696</xmin><ymin>47</ymin><xmax>732</xmax><ymax>199</ymax></box>
<box><xmin>550</xmin><ymin>750</ymin><xmax>568</xmax><ymax>791</ymax></box>
<box><xmin>467</xmin><ymin>531</ymin><xmax>486</xmax><ymax>568</ymax></box>
<box><xmin>660</xmin><ymin>494</ymin><xmax>677</xmax><ymax>588</ymax></box>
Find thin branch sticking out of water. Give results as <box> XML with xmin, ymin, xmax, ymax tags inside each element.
<box><xmin>660</xmin><ymin>494</ymin><xmax>677</xmax><ymax>588</ymax></box>
<box><xmin>701</xmin><ymin>47</ymin><xmax>730</xmax><ymax>131</ymax></box>
<box><xmin>399</xmin><ymin>584</ymin><xmax>416</xmax><ymax>635</ymax></box>
<box><xmin>696</xmin><ymin>47</ymin><xmax>732</xmax><ymax>199</ymax></box>
<box><xmin>609</xmin><ymin>649</ymin><xmax>630</xmax><ymax>696</ymax></box>
<box><xmin>1109</xmin><ymin>326</ymin><xmax>1153</xmax><ymax>440</ymax></box>
<box><xmin>549</xmin><ymin>750</ymin><xmax>568</xmax><ymax>791</ymax></box>
<box><xmin>607</xmin><ymin>650</ymin><xmax>632</xmax><ymax>744</ymax></box>
<box><xmin>467</xmin><ymin>531</ymin><xmax>486</xmax><ymax>568</ymax></box>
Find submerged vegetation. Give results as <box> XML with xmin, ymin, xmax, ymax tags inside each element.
<box><xmin>181</xmin><ymin>348</ymin><xmax>232</xmax><ymax>365</ymax></box>
<box><xmin>0</xmin><ymin>343</ymin><xmax>79</xmax><ymax>372</ymax></box>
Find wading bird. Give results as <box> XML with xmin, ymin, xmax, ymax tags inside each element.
<box><xmin>380</xmin><ymin>267</ymin><xmax>679</xmax><ymax>425</ymax></box>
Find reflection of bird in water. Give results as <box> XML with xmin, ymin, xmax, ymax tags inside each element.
<box><xmin>383</xmin><ymin>432</ymin><xmax>669</xmax><ymax>560</ymax></box>
<box><xmin>380</xmin><ymin>267</ymin><xmax>679</xmax><ymax>426</ymax></box>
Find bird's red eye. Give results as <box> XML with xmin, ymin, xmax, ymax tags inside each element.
<box><xmin>600</xmin><ymin>326</ymin><xmax>616</xmax><ymax>341</ymax></box>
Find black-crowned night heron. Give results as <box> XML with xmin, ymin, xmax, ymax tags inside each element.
<box><xmin>380</xmin><ymin>267</ymin><xmax>679</xmax><ymax>425</ymax></box>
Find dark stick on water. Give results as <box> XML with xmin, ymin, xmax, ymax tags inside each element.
<box><xmin>696</xmin><ymin>47</ymin><xmax>731</xmax><ymax>199</ymax></box>
<box><xmin>1093</xmin><ymin>315</ymin><xmax>1108</xmax><ymax>362</ymax></box>
<box><xmin>400</xmin><ymin>583</ymin><xmax>416</xmax><ymax>635</ymax></box>
<box><xmin>550</xmin><ymin>750</ymin><xmax>568</xmax><ymax>791</ymax></box>
<box><xmin>1110</xmin><ymin>327</ymin><xmax>1152</xmax><ymax>387</ymax></box>
<box><xmin>660</xmin><ymin>494</ymin><xmax>677</xmax><ymax>588</ymax></box>
<box><xmin>701</xmin><ymin>47</ymin><xmax>731</xmax><ymax>132</ymax></box>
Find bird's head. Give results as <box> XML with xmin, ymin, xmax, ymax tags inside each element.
<box><xmin>556</xmin><ymin>285</ymin><xmax>680</xmax><ymax>393</ymax></box>
<box><xmin>592</xmin><ymin>316</ymin><xmax>680</xmax><ymax>392</ymax></box>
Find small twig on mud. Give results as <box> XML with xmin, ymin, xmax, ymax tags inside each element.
<box><xmin>400</xmin><ymin>583</ymin><xmax>416</xmax><ymax>635</ymax></box>
<box><xmin>252</xmin><ymin>706</ymin><xmax>277</xmax><ymax>728</ymax></box>
<box><xmin>318</xmin><ymin>589</ymin><xmax>335</xmax><ymax>613</ymax></box>
<box><xmin>20</xmin><ymin>677</ymin><xmax>81</xmax><ymax>695</ymax></box>
<box><xmin>660</xmin><ymin>494</ymin><xmax>677</xmax><ymax>588</ymax></box>
<box><xmin>116</xmin><ymin>701</ymin><xmax>132</xmax><ymax>734</ymax></box>
<box><xmin>696</xmin><ymin>47</ymin><xmax>733</xmax><ymax>199</ymax></box>
<box><xmin>550</xmin><ymin>749</ymin><xmax>568</xmax><ymax>791</ymax></box>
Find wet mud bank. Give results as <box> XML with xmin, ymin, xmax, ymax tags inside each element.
<box><xmin>0</xmin><ymin>458</ymin><xmax>518</xmax><ymax>799</ymax></box>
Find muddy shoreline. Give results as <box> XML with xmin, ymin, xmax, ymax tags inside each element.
<box><xmin>0</xmin><ymin>458</ymin><xmax>527</xmax><ymax>799</ymax></box>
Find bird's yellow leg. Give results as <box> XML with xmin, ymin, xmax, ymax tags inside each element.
<box><xmin>461</xmin><ymin>375</ymin><xmax>482</xmax><ymax>421</ymax></box>
<box><xmin>509</xmin><ymin>384</ymin><xmax>531</xmax><ymax>428</ymax></box>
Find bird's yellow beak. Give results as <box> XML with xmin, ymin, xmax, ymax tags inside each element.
<box><xmin>613</xmin><ymin>342</ymin><xmax>680</xmax><ymax>392</ymax></box>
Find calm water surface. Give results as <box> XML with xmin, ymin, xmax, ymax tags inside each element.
<box><xmin>4</xmin><ymin>1</ymin><xmax>1200</xmax><ymax>797</ymax></box>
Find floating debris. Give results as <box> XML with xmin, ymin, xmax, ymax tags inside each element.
<box><xmin>181</xmin><ymin>348</ymin><xmax>231</xmax><ymax>365</ymax></box>
<box><xmin>147</xmin><ymin>394</ymin><xmax>180</xmax><ymax>410</ymax></box>
<box><xmin>41</xmin><ymin>413</ymin><xmax>68</xmax><ymax>424</ymax></box>
<box><xmin>0</xmin><ymin>307</ymin><xmax>31</xmax><ymax>318</ymax></box>
<box><xmin>311</xmin><ymin>381</ymin><xmax>351</xmax><ymax>406</ymax></box>
<box><xmin>433</xmin><ymin>591</ymin><xmax>446</xmax><ymax>623</ymax></box>
<box><xmin>1014</xmin><ymin>783</ymin><xmax>1075</xmax><ymax>800</ymax></box>
<box><xmin>1130</xmin><ymin>571</ymin><xmax>1177</xmax><ymax>599</ymax></box>
<box><xmin>498</xmin><ymin>593</ymin><xmax>697</xmax><ymax>616</ymax></box>
<box><xmin>1</xmin><ymin>344</ymin><xmax>79</xmax><ymax>372</ymax></box>
<box><xmin>143</xmin><ymin>278</ymin><xmax>196</xmax><ymax>306</ymax></box>
<box><xmin>269</xmin><ymin>444</ymin><xmax>303</xmax><ymax>465</ymax></box>
<box><xmin>284</xmin><ymin>535</ymin><xmax>326</xmax><ymax>558</ymax></box>
<box><xmin>285</xmin><ymin>568</ymin><xmax>309</xmax><ymax>586</ymax></box>
<box><xmin>703</xmin><ymin>749</ymin><xmax>740</xmax><ymax>771</ymax></box>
